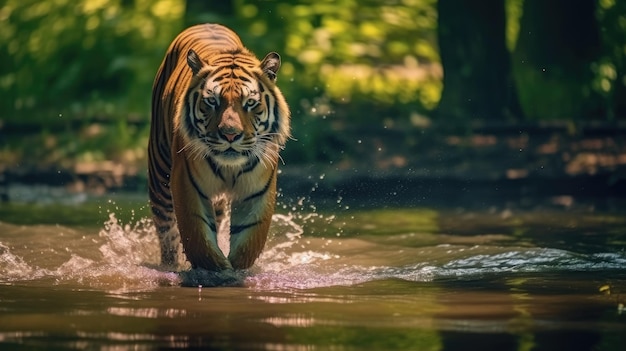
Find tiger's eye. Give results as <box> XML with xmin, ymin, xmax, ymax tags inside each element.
<box><xmin>244</xmin><ymin>98</ymin><xmax>259</xmax><ymax>110</ymax></box>
<box><xmin>204</xmin><ymin>96</ymin><xmax>218</xmax><ymax>107</ymax></box>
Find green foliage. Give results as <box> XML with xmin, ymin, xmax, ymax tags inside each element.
<box><xmin>1</xmin><ymin>0</ymin><xmax>444</xmax><ymax>164</ymax></box>
<box><xmin>226</xmin><ymin>0</ymin><xmax>441</xmax><ymax>162</ymax></box>
<box><xmin>505</xmin><ymin>0</ymin><xmax>524</xmax><ymax>51</ymax></box>
<box><xmin>2</xmin><ymin>0</ymin><xmax>626</xmax><ymax>166</ymax></box>
<box><xmin>0</xmin><ymin>0</ymin><xmax>441</xmax><ymax>127</ymax></box>
<box><xmin>594</xmin><ymin>0</ymin><xmax>626</xmax><ymax>119</ymax></box>
<box><xmin>272</xmin><ymin>0</ymin><xmax>441</xmax><ymax>112</ymax></box>
<box><xmin>0</xmin><ymin>0</ymin><xmax>184</xmax><ymax>123</ymax></box>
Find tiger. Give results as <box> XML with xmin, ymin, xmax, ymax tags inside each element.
<box><xmin>148</xmin><ymin>23</ymin><xmax>290</xmax><ymax>272</ymax></box>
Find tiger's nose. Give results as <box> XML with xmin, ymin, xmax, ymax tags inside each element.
<box><xmin>219</xmin><ymin>126</ymin><xmax>242</xmax><ymax>142</ymax></box>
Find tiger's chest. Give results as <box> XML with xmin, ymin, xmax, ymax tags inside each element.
<box><xmin>186</xmin><ymin>156</ymin><xmax>273</xmax><ymax>202</ymax></box>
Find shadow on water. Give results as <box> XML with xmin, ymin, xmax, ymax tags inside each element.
<box><xmin>0</xmin><ymin>191</ymin><xmax>625</xmax><ymax>350</ymax></box>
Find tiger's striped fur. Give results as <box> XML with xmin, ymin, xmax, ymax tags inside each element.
<box><xmin>148</xmin><ymin>24</ymin><xmax>290</xmax><ymax>271</ymax></box>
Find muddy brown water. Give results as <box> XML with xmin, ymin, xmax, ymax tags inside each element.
<box><xmin>0</xmin><ymin>195</ymin><xmax>625</xmax><ymax>350</ymax></box>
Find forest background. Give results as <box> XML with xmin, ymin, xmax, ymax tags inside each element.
<box><xmin>1</xmin><ymin>0</ymin><xmax>625</xmax><ymax>195</ymax></box>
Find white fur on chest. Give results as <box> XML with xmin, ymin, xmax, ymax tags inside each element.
<box><xmin>189</xmin><ymin>158</ymin><xmax>269</xmax><ymax>201</ymax></box>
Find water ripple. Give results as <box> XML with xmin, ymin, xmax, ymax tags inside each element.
<box><xmin>1</xmin><ymin>214</ymin><xmax>625</xmax><ymax>291</ymax></box>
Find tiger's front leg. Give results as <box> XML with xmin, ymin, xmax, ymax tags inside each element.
<box><xmin>171</xmin><ymin>158</ymin><xmax>233</xmax><ymax>271</ymax></box>
<box><xmin>228</xmin><ymin>171</ymin><xmax>277</xmax><ymax>269</ymax></box>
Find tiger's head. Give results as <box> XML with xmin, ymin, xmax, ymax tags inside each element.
<box><xmin>179</xmin><ymin>48</ymin><xmax>290</xmax><ymax>168</ymax></box>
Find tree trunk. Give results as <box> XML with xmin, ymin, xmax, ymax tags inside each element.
<box><xmin>513</xmin><ymin>0</ymin><xmax>601</xmax><ymax>120</ymax></box>
<box><xmin>436</xmin><ymin>0</ymin><xmax>521</xmax><ymax>123</ymax></box>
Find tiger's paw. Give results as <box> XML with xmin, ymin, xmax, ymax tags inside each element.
<box><xmin>179</xmin><ymin>268</ymin><xmax>245</xmax><ymax>287</ymax></box>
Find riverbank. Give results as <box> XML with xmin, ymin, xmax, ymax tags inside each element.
<box><xmin>2</xmin><ymin>121</ymin><xmax>625</xmax><ymax>210</ymax></box>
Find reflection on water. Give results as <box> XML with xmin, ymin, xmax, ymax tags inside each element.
<box><xmin>0</xmin><ymin>200</ymin><xmax>625</xmax><ymax>350</ymax></box>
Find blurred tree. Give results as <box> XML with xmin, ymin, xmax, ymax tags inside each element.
<box><xmin>436</xmin><ymin>0</ymin><xmax>522</xmax><ymax>122</ymax></box>
<box><xmin>3</xmin><ymin>0</ymin><xmax>624</xmax><ymax>167</ymax></box>
<box><xmin>0</xmin><ymin>0</ymin><xmax>184</xmax><ymax>124</ymax></box>
<box><xmin>185</xmin><ymin>0</ymin><xmax>234</xmax><ymax>26</ymax></box>
<box><xmin>513</xmin><ymin>0</ymin><xmax>602</xmax><ymax>120</ymax></box>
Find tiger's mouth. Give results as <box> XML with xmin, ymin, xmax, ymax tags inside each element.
<box><xmin>220</xmin><ymin>147</ymin><xmax>243</xmax><ymax>158</ymax></box>
<box><xmin>221</xmin><ymin>147</ymin><xmax>239</xmax><ymax>155</ymax></box>
<box><xmin>210</xmin><ymin>142</ymin><xmax>252</xmax><ymax>167</ymax></box>
<box><xmin>196</xmin><ymin>132</ymin><xmax>262</xmax><ymax>167</ymax></box>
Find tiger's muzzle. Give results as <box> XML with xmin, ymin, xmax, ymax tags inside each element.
<box><xmin>218</xmin><ymin>105</ymin><xmax>244</xmax><ymax>142</ymax></box>
<box><xmin>207</xmin><ymin>106</ymin><xmax>257</xmax><ymax>166</ymax></box>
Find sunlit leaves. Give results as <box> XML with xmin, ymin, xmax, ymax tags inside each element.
<box><xmin>273</xmin><ymin>0</ymin><xmax>440</xmax><ymax>110</ymax></box>
<box><xmin>0</xmin><ymin>0</ymin><xmax>184</xmax><ymax>119</ymax></box>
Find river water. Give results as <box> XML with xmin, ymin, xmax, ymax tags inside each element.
<box><xmin>0</xmin><ymin>194</ymin><xmax>625</xmax><ymax>350</ymax></box>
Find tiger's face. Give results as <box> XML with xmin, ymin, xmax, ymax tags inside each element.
<box><xmin>180</xmin><ymin>49</ymin><xmax>285</xmax><ymax>168</ymax></box>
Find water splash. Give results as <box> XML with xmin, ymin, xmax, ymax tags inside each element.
<box><xmin>0</xmin><ymin>215</ymin><xmax>179</xmax><ymax>291</ymax></box>
<box><xmin>0</xmin><ymin>242</ymin><xmax>43</xmax><ymax>281</ymax></box>
<box><xmin>1</xmin><ymin>209</ymin><xmax>626</xmax><ymax>292</ymax></box>
<box><xmin>98</xmin><ymin>213</ymin><xmax>161</xmax><ymax>267</ymax></box>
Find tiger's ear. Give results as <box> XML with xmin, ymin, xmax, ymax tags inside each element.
<box><xmin>261</xmin><ymin>52</ymin><xmax>281</xmax><ymax>81</ymax></box>
<box><xmin>187</xmin><ymin>49</ymin><xmax>205</xmax><ymax>75</ymax></box>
